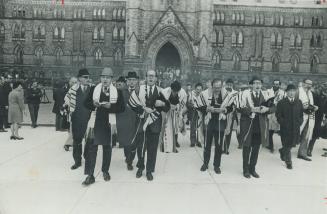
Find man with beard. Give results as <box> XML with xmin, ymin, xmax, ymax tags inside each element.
<box><xmin>297</xmin><ymin>79</ymin><xmax>318</xmax><ymax>161</ymax></box>
<box><xmin>64</xmin><ymin>68</ymin><xmax>92</xmax><ymax>170</ymax></box>
<box><xmin>239</xmin><ymin>76</ymin><xmax>276</xmax><ymax>178</ymax></box>
<box><xmin>276</xmin><ymin>84</ymin><xmax>303</xmax><ymax>169</ymax></box>
<box><xmin>82</xmin><ymin>68</ymin><xmax>125</xmax><ymax>186</ymax></box>
<box><xmin>128</xmin><ymin>70</ymin><xmax>170</xmax><ymax>181</ymax></box>
<box><xmin>266</xmin><ymin>80</ymin><xmax>285</xmax><ymax>153</ymax></box>
<box><xmin>307</xmin><ymin>83</ymin><xmax>327</xmax><ymax>157</ymax></box>
<box><xmin>199</xmin><ymin>79</ymin><xmax>232</xmax><ymax>174</ymax></box>
<box><xmin>188</xmin><ymin>83</ymin><xmax>204</xmax><ymax>147</ymax></box>
<box><xmin>116</xmin><ymin>71</ymin><xmax>139</xmax><ymax>170</ymax></box>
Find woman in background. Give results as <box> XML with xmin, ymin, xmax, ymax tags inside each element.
<box><xmin>8</xmin><ymin>81</ymin><xmax>25</xmax><ymax>140</ymax></box>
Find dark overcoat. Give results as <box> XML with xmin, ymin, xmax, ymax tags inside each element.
<box><xmin>311</xmin><ymin>93</ymin><xmax>327</xmax><ymax>139</ymax></box>
<box><xmin>116</xmin><ymin>88</ymin><xmax>137</xmax><ymax>147</ymax></box>
<box><xmin>276</xmin><ymin>98</ymin><xmax>303</xmax><ymax>147</ymax></box>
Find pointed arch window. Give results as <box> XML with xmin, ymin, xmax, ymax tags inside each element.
<box><xmin>310</xmin><ymin>55</ymin><xmax>319</xmax><ymax>74</ymax></box>
<box><xmin>232</xmin><ymin>53</ymin><xmax>241</xmax><ymax>71</ymax></box>
<box><xmin>55</xmin><ymin>48</ymin><xmax>63</xmax><ymax>64</ymax></box>
<box><xmin>35</xmin><ymin>47</ymin><xmax>43</xmax><ymax>64</ymax></box>
<box><xmin>240</xmin><ymin>13</ymin><xmax>245</xmax><ymax>24</ymax></box>
<box><xmin>113</xmin><ymin>26</ymin><xmax>118</xmax><ymax>41</ymax></box>
<box><xmin>290</xmin><ymin>55</ymin><xmax>299</xmax><ymax>73</ymax></box>
<box><xmin>272</xmin><ymin>55</ymin><xmax>280</xmax><ymax>72</ymax></box>
<box><xmin>54</xmin><ymin>27</ymin><xmax>59</xmax><ymax>39</ymax></box>
<box><xmin>99</xmin><ymin>27</ymin><xmax>105</xmax><ymax>40</ymax></box>
<box><xmin>310</xmin><ymin>33</ymin><xmax>316</xmax><ymax>47</ymax></box>
<box><xmin>113</xmin><ymin>8</ymin><xmax>117</xmax><ymax>20</ymax></box>
<box><xmin>237</xmin><ymin>31</ymin><xmax>243</xmax><ymax>47</ymax></box>
<box><xmin>212</xmin><ymin>51</ymin><xmax>221</xmax><ymax>69</ymax></box>
<box><xmin>60</xmin><ymin>28</ymin><xmax>65</xmax><ymax>39</ymax></box>
<box><xmin>231</xmin><ymin>31</ymin><xmax>237</xmax><ymax>47</ymax></box>
<box><xmin>13</xmin><ymin>23</ymin><xmax>20</xmax><ymax>38</ymax></box>
<box><xmin>277</xmin><ymin>32</ymin><xmax>282</xmax><ymax>47</ymax></box>
<box><xmin>295</xmin><ymin>34</ymin><xmax>302</xmax><ymax>47</ymax></box>
<box><xmin>270</xmin><ymin>32</ymin><xmax>276</xmax><ymax>48</ymax></box>
<box><xmin>14</xmin><ymin>46</ymin><xmax>24</xmax><ymax>64</ymax></box>
<box><xmin>94</xmin><ymin>48</ymin><xmax>103</xmax><ymax>65</ymax></box>
<box><xmin>114</xmin><ymin>49</ymin><xmax>123</xmax><ymax>66</ymax></box>
<box><xmin>102</xmin><ymin>9</ymin><xmax>106</xmax><ymax>19</ymax></box>
<box><xmin>317</xmin><ymin>33</ymin><xmax>322</xmax><ymax>47</ymax></box>
<box><xmin>232</xmin><ymin>13</ymin><xmax>236</xmax><ymax>24</ymax></box>
<box><xmin>93</xmin><ymin>9</ymin><xmax>97</xmax><ymax>18</ymax></box>
<box><xmin>93</xmin><ymin>27</ymin><xmax>98</xmax><ymax>40</ymax></box>
<box><xmin>290</xmin><ymin>34</ymin><xmax>295</xmax><ymax>47</ymax></box>
<box><xmin>121</xmin><ymin>8</ymin><xmax>126</xmax><ymax>19</ymax></box>
<box><xmin>119</xmin><ymin>27</ymin><xmax>125</xmax><ymax>41</ymax></box>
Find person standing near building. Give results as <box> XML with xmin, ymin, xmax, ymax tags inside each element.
<box><xmin>188</xmin><ymin>83</ymin><xmax>204</xmax><ymax>147</ymax></box>
<box><xmin>276</xmin><ymin>84</ymin><xmax>303</xmax><ymax>169</ymax></box>
<box><xmin>239</xmin><ymin>76</ymin><xmax>275</xmax><ymax>178</ymax></box>
<box><xmin>199</xmin><ymin>79</ymin><xmax>232</xmax><ymax>174</ymax></box>
<box><xmin>116</xmin><ymin>71</ymin><xmax>139</xmax><ymax>171</ymax></box>
<box><xmin>223</xmin><ymin>78</ymin><xmax>238</xmax><ymax>155</ymax></box>
<box><xmin>128</xmin><ymin>70</ymin><xmax>170</xmax><ymax>181</ymax></box>
<box><xmin>82</xmin><ymin>68</ymin><xmax>125</xmax><ymax>186</ymax></box>
<box><xmin>8</xmin><ymin>81</ymin><xmax>25</xmax><ymax>140</ymax></box>
<box><xmin>3</xmin><ymin>75</ymin><xmax>13</xmax><ymax>129</ymax></box>
<box><xmin>64</xmin><ymin>68</ymin><xmax>92</xmax><ymax>170</ymax></box>
<box><xmin>297</xmin><ymin>79</ymin><xmax>318</xmax><ymax>161</ymax></box>
<box><xmin>160</xmin><ymin>80</ymin><xmax>187</xmax><ymax>153</ymax></box>
<box><xmin>266</xmin><ymin>80</ymin><xmax>285</xmax><ymax>153</ymax></box>
<box><xmin>26</xmin><ymin>81</ymin><xmax>42</xmax><ymax>128</ymax></box>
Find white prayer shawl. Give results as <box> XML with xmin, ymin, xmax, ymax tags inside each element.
<box><xmin>199</xmin><ymin>88</ymin><xmax>230</xmax><ymax>125</ymax></box>
<box><xmin>189</xmin><ymin>90</ymin><xmax>203</xmax><ymax>108</ymax></box>
<box><xmin>298</xmin><ymin>87</ymin><xmax>315</xmax><ymax>142</ymax></box>
<box><xmin>87</xmin><ymin>83</ymin><xmax>118</xmax><ymax>129</ymax></box>
<box><xmin>128</xmin><ymin>85</ymin><xmax>162</xmax><ymax>131</ymax></box>
<box><xmin>267</xmin><ymin>88</ymin><xmax>285</xmax><ymax>130</ymax></box>
<box><xmin>64</xmin><ymin>83</ymin><xmax>80</xmax><ymax>122</ymax></box>
<box><xmin>242</xmin><ymin>89</ymin><xmax>271</xmax><ymax>119</ymax></box>
<box><xmin>224</xmin><ymin>89</ymin><xmax>239</xmax><ymax>135</ymax></box>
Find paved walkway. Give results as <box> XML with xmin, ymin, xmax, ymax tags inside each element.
<box><xmin>0</xmin><ymin>127</ymin><xmax>326</xmax><ymax>214</ymax></box>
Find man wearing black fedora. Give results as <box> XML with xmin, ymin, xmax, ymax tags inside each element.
<box><xmin>64</xmin><ymin>68</ymin><xmax>92</xmax><ymax>170</ymax></box>
<box><xmin>117</xmin><ymin>71</ymin><xmax>140</xmax><ymax>171</ymax></box>
<box><xmin>276</xmin><ymin>84</ymin><xmax>303</xmax><ymax>169</ymax></box>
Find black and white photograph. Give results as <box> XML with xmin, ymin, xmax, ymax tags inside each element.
<box><xmin>0</xmin><ymin>0</ymin><xmax>326</xmax><ymax>213</ymax></box>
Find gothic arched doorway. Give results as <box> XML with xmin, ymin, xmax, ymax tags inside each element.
<box><xmin>155</xmin><ymin>42</ymin><xmax>181</xmax><ymax>87</ymax></box>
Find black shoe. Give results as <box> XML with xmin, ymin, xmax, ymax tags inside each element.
<box><xmin>196</xmin><ymin>142</ymin><xmax>202</xmax><ymax>148</ymax></box>
<box><xmin>250</xmin><ymin>171</ymin><xmax>260</xmax><ymax>178</ymax></box>
<box><xmin>323</xmin><ymin>148</ymin><xmax>327</xmax><ymax>152</ymax></box>
<box><xmin>127</xmin><ymin>164</ymin><xmax>133</xmax><ymax>171</ymax></box>
<box><xmin>176</xmin><ymin>142</ymin><xmax>180</xmax><ymax>148</ymax></box>
<box><xmin>103</xmin><ymin>172</ymin><xmax>111</xmax><ymax>181</ymax></box>
<box><xmin>286</xmin><ymin>163</ymin><xmax>293</xmax><ymax>169</ymax></box>
<box><xmin>10</xmin><ymin>136</ymin><xmax>16</xmax><ymax>140</ymax></box>
<box><xmin>214</xmin><ymin>167</ymin><xmax>221</xmax><ymax>174</ymax></box>
<box><xmin>243</xmin><ymin>171</ymin><xmax>251</xmax><ymax>178</ymax></box>
<box><xmin>190</xmin><ymin>144</ymin><xmax>195</xmax><ymax>147</ymax></box>
<box><xmin>136</xmin><ymin>169</ymin><xmax>143</xmax><ymax>178</ymax></box>
<box><xmin>322</xmin><ymin>153</ymin><xmax>327</xmax><ymax>157</ymax></box>
<box><xmin>307</xmin><ymin>149</ymin><xmax>312</xmax><ymax>157</ymax></box>
<box><xmin>173</xmin><ymin>149</ymin><xmax>179</xmax><ymax>153</ymax></box>
<box><xmin>225</xmin><ymin>151</ymin><xmax>229</xmax><ymax>155</ymax></box>
<box><xmin>278</xmin><ymin>148</ymin><xmax>285</xmax><ymax>161</ymax></box>
<box><xmin>15</xmin><ymin>136</ymin><xmax>24</xmax><ymax>140</ymax></box>
<box><xmin>297</xmin><ymin>155</ymin><xmax>311</xmax><ymax>161</ymax></box>
<box><xmin>71</xmin><ymin>163</ymin><xmax>81</xmax><ymax>170</ymax></box>
<box><xmin>0</xmin><ymin>129</ymin><xmax>7</xmax><ymax>132</ymax></box>
<box><xmin>200</xmin><ymin>164</ymin><xmax>208</xmax><ymax>172</ymax></box>
<box><xmin>82</xmin><ymin>175</ymin><xmax>95</xmax><ymax>186</ymax></box>
<box><xmin>146</xmin><ymin>172</ymin><xmax>153</xmax><ymax>181</ymax></box>
<box><xmin>63</xmin><ymin>145</ymin><xmax>70</xmax><ymax>151</ymax></box>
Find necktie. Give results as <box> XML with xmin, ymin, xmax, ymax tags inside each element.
<box><xmin>149</xmin><ymin>86</ymin><xmax>153</xmax><ymax>98</ymax></box>
<box><xmin>255</xmin><ymin>92</ymin><xmax>259</xmax><ymax>99</ymax></box>
<box><xmin>81</xmin><ymin>86</ymin><xmax>85</xmax><ymax>92</ymax></box>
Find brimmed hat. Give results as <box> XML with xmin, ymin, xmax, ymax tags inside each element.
<box><xmin>77</xmin><ymin>68</ymin><xmax>89</xmax><ymax>77</ymax></box>
<box><xmin>286</xmin><ymin>84</ymin><xmax>297</xmax><ymax>91</ymax></box>
<box><xmin>126</xmin><ymin>71</ymin><xmax>139</xmax><ymax>79</ymax></box>
<box><xmin>101</xmin><ymin>67</ymin><xmax>113</xmax><ymax>77</ymax></box>
<box><xmin>226</xmin><ymin>78</ymin><xmax>234</xmax><ymax>84</ymax></box>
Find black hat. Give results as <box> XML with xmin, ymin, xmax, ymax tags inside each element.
<box><xmin>171</xmin><ymin>80</ymin><xmax>181</xmax><ymax>92</ymax></box>
<box><xmin>249</xmin><ymin>76</ymin><xmax>262</xmax><ymax>85</ymax></box>
<box><xmin>126</xmin><ymin>71</ymin><xmax>139</xmax><ymax>79</ymax></box>
<box><xmin>77</xmin><ymin>68</ymin><xmax>89</xmax><ymax>77</ymax></box>
<box><xmin>286</xmin><ymin>84</ymin><xmax>297</xmax><ymax>91</ymax></box>
<box><xmin>226</xmin><ymin>78</ymin><xmax>234</xmax><ymax>84</ymax></box>
<box><xmin>117</xmin><ymin>76</ymin><xmax>126</xmax><ymax>83</ymax></box>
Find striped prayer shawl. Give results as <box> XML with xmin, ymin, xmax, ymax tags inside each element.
<box><xmin>128</xmin><ymin>85</ymin><xmax>161</xmax><ymax>131</ymax></box>
<box><xmin>64</xmin><ymin>83</ymin><xmax>80</xmax><ymax>120</ymax></box>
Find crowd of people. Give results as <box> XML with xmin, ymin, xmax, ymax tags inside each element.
<box><xmin>1</xmin><ymin>68</ymin><xmax>327</xmax><ymax>186</ymax></box>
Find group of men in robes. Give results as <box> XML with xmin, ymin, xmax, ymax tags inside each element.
<box><xmin>62</xmin><ymin>67</ymin><xmax>326</xmax><ymax>185</ymax></box>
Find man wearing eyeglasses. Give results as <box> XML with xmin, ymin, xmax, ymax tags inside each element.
<box><xmin>64</xmin><ymin>68</ymin><xmax>92</xmax><ymax>170</ymax></box>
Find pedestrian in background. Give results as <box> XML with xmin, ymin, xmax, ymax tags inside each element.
<box><xmin>26</xmin><ymin>81</ymin><xmax>42</xmax><ymax>128</ymax></box>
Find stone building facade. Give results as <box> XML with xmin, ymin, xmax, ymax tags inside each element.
<box><xmin>0</xmin><ymin>0</ymin><xmax>326</xmax><ymax>85</ymax></box>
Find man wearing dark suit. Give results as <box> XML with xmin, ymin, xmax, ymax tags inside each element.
<box><xmin>239</xmin><ymin>76</ymin><xmax>276</xmax><ymax>178</ymax></box>
<box><xmin>129</xmin><ymin>70</ymin><xmax>170</xmax><ymax>181</ymax></box>
<box><xmin>26</xmin><ymin>81</ymin><xmax>42</xmax><ymax>128</ymax></box>
<box><xmin>0</xmin><ymin>77</ymin><xmax>8</xmax><ymax>132</ymax></box>
<box><xmin>276</xmin><ymin>84</ymin><xmax>303</xmax><ymax>169</ymax></box>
